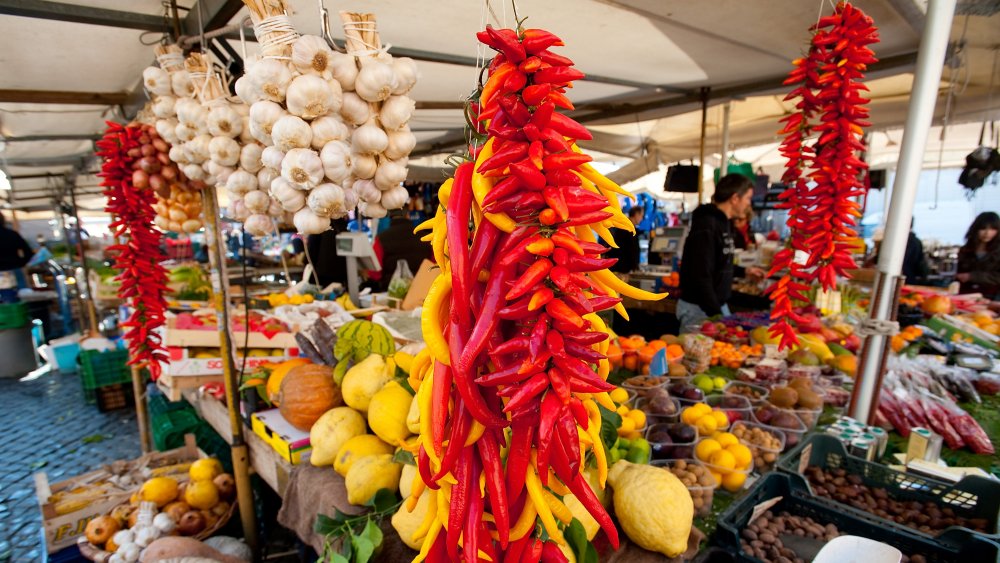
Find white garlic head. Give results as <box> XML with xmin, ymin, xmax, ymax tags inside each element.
<box><xmin>319</xmin><ymin>140</ymin><xmax>352</xmax><ymax>184</ymax></box>
<box><xmin>351</xmin><ymin>152</ymin><xmax>378</xmax><ymax>179</ymax></box>
<box><xmin>271</xmin><ymin>115</ymin><xmax>314</xmax><ymax>152</ymax></box>
<box><xmin>209</xmin><ymin>136</ymin><xmax>241</xmax><ymax>167</ymax></box>
<box><xmin>343</xmin><ymin>186</ymin><xmax>359</xmax><ymax>210</ymax></box>
<box><xmin>249</xmin><ymin>100</ymin><xmax>287</xmax><ymax>145</ymax></box>
<box><xmin>353</xmin><ymin>179</ymin><xmax>381</xmax><ymax>203</ymax></box>
<box><xmin>310</xmin><ymin>115</ymin><xmax>350</xmax><ymax>150</ymax></box>
<box><xmin>208</xmin><ymin>104</ymin><xmax>244</xmax><ymax>138</ymax></box>
<box><xmin>152</xmin><ymin>513</ymin><xmax>176</xmax><ymax>534</ymax></box>
<box><xmin>143</xmin><ymin>67</ymin><xmax>172</xmax><ymax>97</ymax></box>
<box><xmin>286</xmin><ymin>74</ymin><xmax>342</xmax><ymax>120</ymax></box>
<box><xmin>281</xmin><ymin>148</ymin><xmax>324</xmax><ymax>190</ymax></box>
<box><xmin>183</xmin><ymin>163</ymin><xmax>207</xmax><ymax>181</ymax></box>
<box><xmin>156</xmin><ymin>118</ymin><xmax>180</xmax><ymax>145</ymax></box>
<box><xmin>374</xmin><ymin>157</ymin><xmax>408</xmax><ymax>190</ymax></box>
<box><xmin>294</xmin><ymin>207</ymin><xmax>332</xmax><ymax>235</ymax></box>
<box><xmin>257</xmin><ymin>167</ymin><xmax>279</xmax><ymax>192</ymax></box>
<box><xmin>329</xmin><ymin>51</ymin><xmax>359</xmax><ymax>92</ymax></box>
<box><xmin>261</xmin><ymin>145</ymin><xmax>286</xmax><ymax>170</ymax></box>
<box><xmin>244</xmin><ymin>190</ymin><xmax>272</xmax><ymax>214</ymax></box>
<box><xmin>171</xmin><ymin>70</ymin><xmax>194</xmax><ymax>98</ymax></box>
<box><xmin>175</xmin><ymin>99</ymin><xmax>207</xmax><ymax>131</ymax></box>
<box><xmin>391</xmin><ymin>57</ymin><xmax>420</xmax><ymax>95</ymax></box>
<box><xmin>185</xmin><ymin>135</ymin><xmax>212</xmax><ymax>164</ymax></box>
<box><xmin>270</xmin><ymin>176</ymin><xmax>307</xmax><ymax>212</ymax></box>
<box><xmin>307</xmin><ymin>183</ymin><xmax>347</xmax><ymax>218</ymax></box>
<box><xmin>245</xmin><ymin>213</ymin><xmax>275</xmax><ymax>236</ymax></box>
<box><xmin>291</xmin><ymin>35</ymin><xmax>336</xmax><ymax>77</ymax></box>
<box><xmin>168</xmin><ymin>144</ymin><xmax>188</xmax><ymax>164</ymax></box>
<box><xmin>379</xmin><ymin>95</ymin><xmax>415</xmax><ymax>131</ymax></box>
<box><xmin>354</xmin><ymin>60</ymin><xmax>397</xmax><ymax>103</ymax></box>
<box><xmin>151</xmin><ymin>95</ymin><xmax>176</xmax><ymax>119</ymax></box>
<box><xmin>358</xmin><ymin>200</ymin><xmax>388</xmax><ymax>218</ymax></box>
<box><xmin>226</xmin><ymin>169</ymin><xmax>258</xmax><ymax>197</ymax></box>
<box><xmin>384</xmin><ymin>126</ymin><xmax>417</xmax><ymax>160</ymax></box>
<box><xmin>250</xmin><ymin>59</ymin><xmax>294</xmax><ymax>103</ymax></box>
<box><xmin>340</xmin><ymin>91</ymin><xmax>372</xmax><ymax>126</ymax></box>
<box><xmin>175</xmin><ymin>122</ymin><xmax>196</xmax><ymax>143</ymax></box>
<box><xmin>240</xmin><ymin>143</ymin><xmax>265</xmax><ymax>174</ymax></box>
<box><xmin>380</xmin><ymin>184</ymin><xmax>410</xmax><ymax>210</ymax></box>
<box><xmin>351</xmin><ymin>121</ymin><xmax>389</xmax><ymax>155</ymax></box>
<box><xmin>235</xmin><ymin>74</ymin><xmax>262</xmax><ymax>105</ymax></box>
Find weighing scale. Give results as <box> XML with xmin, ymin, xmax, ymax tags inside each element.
<box><xmin>650</xmin><ymin>226</ymin><xmax>688</xmax><ymax>263</ymax></box>
<box><xmin>335</xmin><ymin>231</ymin><xmax>381</xmax><ymax>304</ymax></box>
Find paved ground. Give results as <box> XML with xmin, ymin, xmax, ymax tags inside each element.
<box><xmin>0</xmin><ymin>368</ymin><xmax>141</xmax><ymax>561</ymax></box>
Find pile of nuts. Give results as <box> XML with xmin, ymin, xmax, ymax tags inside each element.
<box><xmin>732</xmin><ymin>423</ymin><xmax>783</xmax><ymax>470</ymax></box>
<box><xmin>740</xmin><ymin>510</ymin><xmax>929</xmax><ymax>563</ymax></box>
<box><xmin>725</xmin><ymin>383</ymin><xmax>768</xmax><ymax>402</ymax></box>
<box><xmin>804</xmin><ymin>466</ymin><xmax>990</xmax><ymax>534</ymax></box>
<box><xmin>661</xmin><ymin>459</ymin><xmax>715</xmax><ymax>516</ymax></box>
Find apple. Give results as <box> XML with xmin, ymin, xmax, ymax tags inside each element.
<box><xmin>177</xmin><ymin>511</ymin><xmax>206</xmax><ymax>536</ymax></box>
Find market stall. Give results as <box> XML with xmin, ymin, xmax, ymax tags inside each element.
<box><xmin>8</xmin><ymin>0</ymin><xmax>1000</xmax><ymax>562</ymax></box>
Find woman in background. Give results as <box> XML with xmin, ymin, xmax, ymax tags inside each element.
<box><xmin>956</xmin><ymin>212</ymin><xmax>1000</xmax><ymax>299</ymax></box>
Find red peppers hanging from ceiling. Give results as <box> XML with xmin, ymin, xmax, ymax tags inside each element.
<box><xmin>98</xmin><ymin>122</ymin><xmax>169</xmax><ymax>379</ymax></box>
<box><xmin>766</xmin><ymin>2</ymin><xmax>879</xmax><ymax>349</ymax></box>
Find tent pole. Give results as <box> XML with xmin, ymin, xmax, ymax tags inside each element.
<box><xmin>850</xmin><ymin>0</ymin><xmax>956</xmax><ymax>424</ymax></box>
<box><xmin>697</xmin><ymin>87</ymin><xmax>710</xmax><ymax>203</ymax></box>
<box><xmin>202</xmin><ymin>186</ymin><xmax>260</xmax><ymax>556</ymax></box>
<box><xmin>720</xmin><ymin>102</ymin><xmax>732</xmax><ymax>175</ymax></box>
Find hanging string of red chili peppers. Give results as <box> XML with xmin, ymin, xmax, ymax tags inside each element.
<box><xmin>766</xmin><ymin>2</ymin><xmax>879</xmax><ymax>348</ymax></box>
<box><xmin>98</xmin><ymin>122</ymin><xmax>169</xmax><ymax>379</ymax></box>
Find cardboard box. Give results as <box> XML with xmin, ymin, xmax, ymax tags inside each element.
<box><xmin>402</xmin><ymin>259</ymin><xmax>439</xmax><ymax>311</ymax></box>
<box><xmin>164</xmin><ymin>326</ymin><xmax>297</xmax><ymax>349</ymax></box>
<box><xmin>251</xmin><ymin>409</ymin><xmax>312</xmax><ymax>465</ymax></box>
<box><xmin>163</xmin><ymin>346</ymin><xmax>297</xmax><ymax>377</ymax></box>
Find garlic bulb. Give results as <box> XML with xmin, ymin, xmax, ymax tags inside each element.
<box><xmin>235</xmin><ymin>74</ymin><xmax>261</xmax><ymax>105</ymax></box>
<box><xmin>311</xmin><ymin>115</ymin><xmax>350</xmax><ymax>149</ymax></box>
<box><xmin>384</xmin><ymin>127</ymin><xmax>417</xmax><ymax>160</ymax></box>
<box><xmin>380</xmin><ymin>184</ymin><xmax>410</xmax><ymax>210</ymax></box>
<box><xmin>351</xmin><ymin>122</ymin><xmax>389</xmax><ymax>155</ymax></box>
<box><xmin>240</xmin><ymin>143</ymin><xmax>264</xmax><ymax>173</ymax></box>
<box><xmin>245</xmin><ymin>214</ymin><xmax>275</xmax><ymax>236</ymax></box>
<box><xmin>239</xmin><ymin>116</ymin><xmax>256</xmax><ymax>145</ymax></box>
<box><xmin>175</xmin><ymin>122</ymin><xmax>197</xmax><ymax>143</ymax></box>
<box><xmin>229</xmin><ymin>199</ymin><xmax>251</xmax><ymax>221</ymax></box>
<box><xmin>143</xmin><ymin>67</ymin><xmax>172</xmax><ymax>96</ymax></box>
<box><xmin>379</xmin><ymin>95</ymin><xmax>415</xmax><ymax>131</ymax></box>
<box><xmin>249</xmin><ymin>101</ymin><xmax>287</xmax><ymax>145</ymax></box>
<box><xmin>257</xmin><ymin>167</ymin><xmax>279</xmax><ymax>192</ymax></box>
<box><xmin>151</xmin><ymin>96</ymin><xmax>176</xmax><ymax>119</ymax></box>
<box><xmin>329</xmin><ymin>51</ymin><xmax>359</xmax><ymax>92</ymax></box>
<box><xmin>291</xmin><ymin>35</ymin><xmax>336</xmax><ymax>77</ymax></box>
<box><xmin>307</xmin><ymin>183</ymin><xmax>347</xmax><ymax>218</ymax></box>
<box><xmin>391</xmin><ymin>57</ymin><xmax>420</xmax><ymax>95</ymax></box>
<box><xmin>294</xmin><ymin>207</ymin><xmax>331</xmax><ymax>235</ymax></box>
<box><xmin>206</xmin><ymin>161</ymin><xmax>235</xmax><ymax>184</ymax></box>
<box><xmin>353</xmin><ymin>179</ymin><xmax>381</xmax><ymax>202</ymax></box>
<box><xmin>355</xmin><ymin>61</ymin><xmax>396</xmax><ymax>102</ymax></box>
<box><xmin>208</xmin><ymin>105</ymin><xmax>244</xmax><ymax>138</ymax></box>
<box><xmin>168</xmin><ymin>145</ymin><xmax>188</xmax><ymax>164</ymax></box>
<box><xmin>172</xmin><ymin>70</ymin><xmax>195</xmax><ymax>98</ymax></box>
<box><xmin>286</xmin><ymin>74</ymin><xmax>341</xmax><ymax>120</ymax></box>
<box><xmin>250</xmin><ymin>59</ymin><xmax>294</xmax><ymax>103</ymax></box>
<box><xmin>261</xmin><ymin>146</ymin><xmax>286</xmax><ymax>170</ymax></box>
<box><xmin>244</xmin><ymin>190</ymin><xmax>272</xmax><ymax>214</ymax></box>
<box><xmin>209</xmin><ymin>136</ymin><xmax>241</xmax><ymax>166</ymax></box>
<box><xmin>281</xmin><ymin>148</ymin><xmax>324</xmax><ymax>190</ymax></box>
<box><xmin>183</xmin><ymin>163</ymin><xmax>206</xmax><ymax>181</ymax></box>
<box><xmin>271</xmin><ymin>177</ymin><xmax>307</xmax><ymax>212</ymax></box>
<box><xmin>267</xmin><ymin>199</ymin><xmax>285</xmax><ymax>218</ymax></box>
<box><xmin>226</xmin><ymin>170</ymin><xmax>258</xmax><ymax>197</ymax></box>
<box><xmin>156</xmin><ymin>119</ymin><xmax>180</xmax><ymax>144</ymax></box>
<box><xmin>319</xmin><ymin>141</ymin><xmax>352</xmax><ymax>183</ymax></box>
<box><xmin>176</xmin><ymin>99</ymin><xmax>207</xmax><ymax>131</ymax></box>
<box><xmin>343</xmin><ymin>186</ymin><xmax>359</xmax><ymax>210</ymax></box>
<box><xmin>351</xmin><ymin>152</ymin><xmax>378</xmax><ymax>179</ymax></box>
<box><xmin>374</xmin><ymin>157</ymin><xmax>408</xmax><ymax>190</ymax></box>
<box><xmin>271</xmin><ymin>115</ymin><xmax>313</xmax><ymax>152</ymax></box>
<box><xmin>358</xmin><ymin>200</ymin><xmax>388</xmax><ymax>218</ymax></box>
<box><xmin>340</xmin><ymin>92</ymin><xmax>372</xmax><ymax>126</ymax></box>
<box><xmin>185</xmin><ymin>135</ymin><xmax>212</xmax><ymax>163</ymax></box>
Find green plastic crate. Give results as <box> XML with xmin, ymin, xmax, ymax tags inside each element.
<box><xmin>0</xmin><ymin>302</ymin><xmax>29</xmax><ymax>330</ymax></box>
<box><xmin>151</xmin><ymin>409</ymin><xmax>202</xmax><ymax>451</ymax></box>
<box><xmin>80</xmin><ymin>348</ymin><xmax>131</xmax><ymax>390</ymax></box>
<box><xmin>193</xmin><ymin>423</ymin><xmax>233</xmax><ymax>473</ymax></box>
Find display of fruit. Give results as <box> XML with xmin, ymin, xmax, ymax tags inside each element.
<box><xmin>710</xmin><ymin>340</ymin><xmax>762</xmax><ymax>368</ymax></box>
<box><xmin>693</xmin><ymin>432</ymin><xmax>753</xmax><ymax>491</ymax></box>
<box><xmin>309</xmin><ymin>407</ymin><xmax>367</xmax><ymax>466</ymax></box>
<box><xmin>921</xmin><ymin>294</ymin><xmax>953</xmax><ymax>315</ymax></box>
<box><xmin>189</xmin><ymin>458</ymin><xmax>223</xmax><ymax>482</ymax></box>
<box><xmin>608</xmin><ymin>437</ymin><xmax>652</xmax><ymax>464</ymax></box>
<box><xmin>730</xmin><ymin>422</ymin><xmax>784</xmax><ymax>472</ymax></box>
<box><xmin>615</xmin><ymin>402</ymin><xmax>648</xmax><ymax>439</ymax></box>
<box><xmin>657</xmin><ymin>459</ymin><xmax>716</xmax><ymax>517</ymax></box>
<box><xmin>803</xmin><ymin>466</ymin><xmax>990</xmax><ymax>535</ymax></box>
<box><xmin>751</xmin><ymin>405</ymin><xmax>806</xmax><ymax>448</ymax></box>
<box><xmin>622</xmin><ymin>374</ymin><xmax>668</xmax><ymax>394</ymax></box>
<box><xmin>739</xmin><ymin>509</ymin><xmax>841</xmax><ymax>563</ymax></box>
<box><xmin>724</xmin><ymin>381</ymin><xmax>769</xmax><ymax>402</ymax></box>
<box><xmin>700</xmin><ymin>321</ymin><xmax>749</xmax><ymax>345</ymax></box>
<box><xmin>691</xmin><ymin>373</ymin><xmax>728</xmax><ymax>394</ymax></box>
<box><xmin>669</xmin><ymin>380</ymin><xmax>705</xmax><ymax>403</ymax></box>
<box><xmin>340</xmin><ymin>353</ymin><xmax>392</xmax><ymax>412</ymax></box>
<box><xmin>264</xmin><ymin>358</ymin><xmax>312</xmax><ymax>405</ymax></box>
<box><xmin>277</xmin><ymin>363</ymin><xmax>343</xmax><ymax>431</ymax></box>
<box><xmin>891</xmin><ymin>324</ymin><xmax>924</xmax><ymax>353</ymax></box>
<box><xmin>265</xmin><ymin>292</ymin><xmax>316</xmax><ymax>307</ymax></box>
<box><xmin>680</xmin><ymin>402</ymin><xmax>730</xmax><ymax>435</ymax></box>
<box><xmin>85</xmin><ymin>515</ymin><xmax>121</xmax><ymax>546</ymax></box>
<box><xmin>646</xmin><ymin>422</ymin><xmax>697</xmax><ymax>460</ymax></box>
<box><xmin>707</xmin><ymin>394</ymin><xmax>752</xmax><ymax>424</ymax></box>
<box><xmin>367</xmin><ymin>380</ymin><xmax>415</xmax><ymax>444</ymax></box>
<box><xmin>766</xmin><ymin>378</ymin><xmax>823</xmax><ymax>427</ymax></box>
<box><xmin>139</xmin><ymin>477</ymin><xmax>179</xmax><ymax>508</ymax></box>
<box><xmin>344</xmin><ymin>453</ymin><xmax>402</xmax><ymax>506</ymax></box>
<box><xmin>639</xmin><ymin>386</ymin><xmax>679</xmax><ymax>420</ymax></box>
<box><xmin>607</xmin><ymin>460</ymin><xmax>694</xmax><ymax>557</ymax></box>
<box><xmin>334</xmin><ymin>434</ymin><xmax>395</xmax><ymax>477</ymax></box>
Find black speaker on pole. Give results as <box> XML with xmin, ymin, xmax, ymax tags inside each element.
<box><xmin>868</xmin><ymin>169</ymin><xmax>887</xmax><ymax>190</ymax></box>
<box><xmin>664</xmin><ymin>164</ymin><xmax>700</xmax><ymax>193</ymax></box>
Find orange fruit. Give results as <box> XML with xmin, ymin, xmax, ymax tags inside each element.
<box><xmin>714</xmin><ymin>432</ymin><xmax>738</xmax><ymax>448</ymax></box>
<box><xmin>721</xmin><ymin>471</ymin><xmax>747</xmax><ymax>492</ymax></box>
<box><xmin>726</xmin><ymin>443</ymin><xmax>753</xmax><ymax>469</ymax></box>
<box><xmin>695</xmin><ymin>438</ymin><xmax>722</xmax><ymax>461</ymax></box>
<box><xmin>708</xmin><ymin>449</ymin><xmax>736</xmax><ymax>471</ymax></box>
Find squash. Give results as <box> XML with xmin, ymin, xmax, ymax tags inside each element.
<box><xmin>266</xmin><ymin>358</ymin><xmax>311</xmax><ymax>405</ymax></box>
<box><xmin>278</xmin><ymin>364</ymin><xmax>343</xmax><ymax>430</ymax></box>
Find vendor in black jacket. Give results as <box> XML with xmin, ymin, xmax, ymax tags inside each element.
<box><xmin>677</xmin><ymin>174</ymin><xmax>760</xmax><ymax>329</ymax></box>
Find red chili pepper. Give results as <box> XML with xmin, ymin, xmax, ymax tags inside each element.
<box><xmin>548</xmin><ymin>367</ymin><xmax>571</xmax><ymax>403</ymax></box>
<box><xmin>490</xmin><ymin>335</ymin><xmax>529</xmax><ymax>358</ymax></box>
<box><xmin>546</xmin><ymin>112</ymin><xmax>593</xmax><ymax>141</ymax></box>
<box><xmin>546</xmin><ymin>266</ymin><xmax>574</xmax><ymax>294</ymax></box>
<box><xmin>528</xmin><ymin>316</ymin><xmax>549</xmax><ymax>359</ymax></box>
<box><xmin>555</xmin><ymin>354</ymin><xmax>614</xmax><ymax>392</ymax></box>
<box><xmin>528</xmin><ymin>141</ymin><xmax>546</xmax><ymax>170</ymax></box>
<box><xmin>448</xmin><ymin>447</ymin><xmax>474</xmax><ymax>560</ymax></box>
<box><xmin>477</xmin><ymin>364</ymin><xmax>536</xmax><ymax>387</ymax></box>
<box><xmin>431</xmin><ymin>361</ymin><xmax>453</xmax><ymax>455</ymax></box>
<box><xmin>542</xmin><ymin>151</ymin><xmax>593</xmax><ymax>170</ymax></box>
<box><xmin>469</xmin><ymin>219</ymin><xmax>502</xmax><ymax>279</ymax></box>
<box><xmin>540</xmin><ymin>541</ymin><xmax>569</xmax><ymax>563</ymax></box>
<box><xmin>530</xmin><ymin>102</ymin><xmax>556</xmax><ymax>129</ymax></box>
<box><xmin>435</xmin><ymin>401</ymin><xmax>473</xmax><ymax>483</ymax></box>
<box><xmin>565</xmin><ymin>191</ymin><xmax>610</xmax><ymax>214</ymax></box>
<box><xmin>502</xmin><ymin>373</ymin><xmax>549</xmax><ymax>413</ymax></box>
<box><xmin>450</xmin><ymin>318</ymin><xmax>507</xmax><ymax>429</ymax></box>
<box><xmin>533</xmin><ymin>66</ymin><xmax>585</xmax><ymax>85</ymax></box>
<box><xmin>539</xmin><ymin>208</ymin><xmax>560</xmax><ymax>226</ymax></box>
<box><xmin>520</xmin><ymin>28</ymin><xmax>564</xmax><ymax>53</ymax></box>
<box><xmin>542</xmin><ymin>186</ymin><xmax>569</xmax><ymax>221</ymax></box>
<box><xmin>562</xmin><ymin>210</ymin><xmax>613</xmax><ymax>227</ymax></box>
<box><xmin>545</xmin><ymin>298</ymin><xmax>584</xmax><ymax>328</ymax></box>
<box><xmin>587</xmin><ymin>295</ymin><xmax>622</xmax><ymax>312</ymax></box>
<box><xmin>564</xmin><ymin>339</ymin><xmax>605</xmax><ymax>363</ymax></box>
<box><xmin>463</xmin><ymin>456</ymin><xmax>483</xmax><ymax>563</ymax></box>
<box><xmin>567</xmin><ymin>471</ymin><xmax>620</xmax><ymax>548</ymax></box>
<box><xmin>505</xmin><ymin>534</ymin><xmax>531</xmax><ymax>563</ymax></box>
<box><xmin>547</xmin><ymin>90</ymin><xmax>575</xmax><ymax>110</ymax></box>
<box><xmin>504</xmin><ymin>70</ymin><xmax>528</xmax><ymax>93</ymax></box>
<box><xmin>490</xmin><ymin>191</ymin><xmax>545</xmax><ymax>215</ymax></box>
<box><xmin>519</xmin><ymin>56</ymin><xmax>543</xmax><ymax>73</ymax></box>
<box><xmin>559</xmin><ymin>252</ymin><xmax>617</xmax><ymax>273</ymax></box>
<box><xmin>524</xmin><ymin>235</ymin><xmax>554</xmax><ymax>256</ymax></box>
<box><xmin>510</xmin><ymin>161</ymin><xmax>546</xmax><ymax>190</ymax></box>
<box><xmin>522</xmin><ymin>84</ymin><xmax>551</xmax><ymax>106</ymax></box>
<box><xmin>478</xmin><ymin>141</ymin><xmax>529</xmax><ymax>173</ymax></box>
<box><xmin>536</xmin><ymin>49</ymin><xmax>574</xmax><ymax>67</ymax></box>
<box><xmin>546</xmin><ymin>169</ymin><xmax>581</xmax><ymax>187</ymax></box>
<box><xmin>523</xmin><ymin>539</ymin><xmax>544</xmax><ymax>563</ymax></box>
<box><xmin>562</xmin><ymin>292</ymin><xmax>594</xmax><ymax>315</ymax></box>
<box><xmin>550</xmin><ymin>230</ymin><xmax>584</xmax><ymax>255</ymax></box>
<box><xmin>563</xmin><ymin>331</ymin><xmax>608</xmax><ymax>346</ymax></box>
<box><xmin>477</xmin><ymin>433</ymin><xmax>509</xmax><ymax>547</ymax></box>
<box><xmin>498</xmin><ymin>297</ymin><xmax>533</xmax><ymax>320</ymax></box>
<box><xmin>499</xmin><ymin>94</ymin><xmax>532</xmax><ymax>125</ymax></box>
<box><xmin>568</xmin><ymin>397</ymin><xmax>589</xmax><ymax>429</ymax></box>
<box><xmin>555</xmin><ymin>410</ymin><xmax>582</xmax><ymax>476</ymax></box>
<box><xmin>485</xmin><ymin>26</ymin><xmax>526</xmax><ymax>62</ymax></box>
<box><xmin>535</xmin><ymin>393</ymin><xmax>563</xmax><ymax>486</ymax></box>
<box><xmin>448</xmin><ymin>162</ymin><xmax>475</xmax><ymax>332</ymax></box>
<box><xmin>506</xmin><ymin>258</ymin><xmax>552</xmax><ymax>301</ymax></box>
<box><xmin>418</xmin><ymin>445</ymin><xmax>439</xmax><ymax>490</ymax></box>
<box><xmin>528</xmin><ymin>287</ymin><xmax>554</xmax><ymax>311</ymax></box>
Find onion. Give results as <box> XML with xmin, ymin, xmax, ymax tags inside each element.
<box><xmin>153</xmin><ymin>139</ymin><xmax>169</xmax><ymax>153</ymax></box>
<box><xmin>156</xmin><ymin>151</ymin><xmax>171</xmax><ymax>165</ymax></box>
<box><xmin>141</xmin><ymin>144</ymin><xmax>157</xmax><ymax>157</ymax></box>
<box><xmin>132</xmin><ymin>170</ymin><xmax>149</xmax><ymax>188</ymax></box>
<box><xmin>139</xmin><ymin>156</ymin><xmax>161</xmax><ymax>174</ymax></box>
<box><xmin>161</xmin><ymin>165</ymin><xmax>177</xmax><ymax>181</ymax></box>
<box><xmin>149</xmin><ymin>174</ymin><xmax>166</xmax><ymax>193</ymax></box>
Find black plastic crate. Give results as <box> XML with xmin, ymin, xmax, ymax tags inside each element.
<box><xmin>778</xmin><ymin>434</ymin><xmax>1000</xmax><ymax>540</ymax></box>
<box><xmin>79</xmin><ymin>348</ymin><xmax>131</xmax><ymax>389</ymax></box>
<box><xmin>716</xmin><ymin>473</ymin><xmax>1000</xmax><ymax>563</ymax></box>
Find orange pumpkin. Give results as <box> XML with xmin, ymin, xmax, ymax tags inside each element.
<box><xmin>278</xmin><ymin>364</ymin><xmax>342</xmax><ymax>430</ymax></box>
<box><xmin>266</xmin><ymin>358</ymin><xmax>312</xmax><ymax>405</ymax></box>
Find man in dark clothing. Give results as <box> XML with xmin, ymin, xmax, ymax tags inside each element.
<box><xmin>607</xmin><ymin>206</ymin><xmax>645</xmax><ymax>274</ymax></box>
<box><xmin>306</xmin><ymin>219</ymin><xmax>350</xmax><ymax>288</ymax></box>
<box><xmin>0</xmin><ymin>214</ymin><xmax>34</xmax><ymax>271</ymax></box>
<box><xmin>375</xmin><ymin>212</ymin><xmax>432</xmax><ymax>292</ymax></box>
<box><xmin>677</xmin><ymin>175</ymin><xmax>756</xmax><ymax>328</ymax></box>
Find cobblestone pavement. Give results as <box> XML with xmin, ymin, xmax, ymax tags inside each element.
<box><xmin>0</xmin><ymin>368</ymin><xmax>140</xmax><ymax>561</ymax></box>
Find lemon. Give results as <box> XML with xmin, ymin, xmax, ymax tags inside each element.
<box><xmin>708</xmin><ymin>449</ymin><xmax>736</xmax><ymax>471</ymax></box>
<box><xmin>334</xmin><ymin>434</ymin><xmax>395</xmax><ymax>477</ymax></box>
<box><xmin>609</xmin><ymin>388</ymin><xmax>629</xmax><ymax>404</ymax></box>
<box><xmin>345</xmin><ymin>454</ymin><xmax>402</xmax><ymax>506</ymax></box>
<box><xmin>695</xmin><ymin>415</ymin><xmax>718</xmax><ymax>435</ymax></box>
<box><xmin>727</xmin><ymin>443</ymin><xmax>753</xmax><ymax>469</ymax></box>
<box><xmin>139</xmin><ymin>477</ymin><xmax>179</xmax><ymax>507</ymax></box>
<box><xmin>406</xmin><ymin>395</ymin><xmax>421</xmax><ymax>435</ymax></box>
<box><xmin>391</xmin><ymin>491</ymin><xmax>431</xmax><ymax>550</ymax></box>
<box><xmin>399</xmin><ymin>463</ymin><xmax>418</xmax><ymax>500</ymax></box>
<box><xmin>616</xmin><ymin>405</ymin><xmax>629</xmax><ymax>416</ymax></box>
<box><xmin>714</xmin><ymin>432</ymin><xmax>738</xmax><ymax>448</ymax></box>
<box><xmin>368</xmin><ymin>381</ymin><xmax>414</xmax><ymax>444</ymax></box>
<box><xmin>712</xmin><ymin>376</ymin><xmax>727</xmax><ymax>390</ymax></box>
<box><xmin>721</xmin><ymin>471</ymin><xmax>747</xmax><ymax>492</ymax></box>
<box><xmin>394</xmin><ymin>351</ymin><xmax>414</xmax><ymax>374</ymax></box>
<box><xmin>619</xmin><ymin>417</ymin><xmax>636</xmax><ymax>433</ymax></box>
<box><xmin>310</xmin><ymin>407</ymin><xmax>367</xmax><ymax>467</ymax></box>
<box><xmin>680</xmin><ymin>408</ymin><xmax>699</xmax><ymax>425</ymax></box>
<box><xmin>626</xmin><ymin>409</ymin><xmax>647</xmax><ymax>429</ymax></box>
<box><xmin>695</xmin><ymin>438</ymin><xmax>721</xmax><ymax>462</ymax></box>
<box><xmin>189</xmin><ymin>458</ymin><xmax>222</xmax><ymax>482</ymax></box>
<box><xmin>608</xmin><ymin>461</ymin><xmax>693</xmax><ymax>557</ymax></box>
<box><xmin>184</xmin><ymin>480</ymin><xmax>220</xmax><ymax>510</ymax></box>
<box><xmin>341</xmin><ymin>354</ymin><xmax>392</xmax><ymax>412</ymax></box>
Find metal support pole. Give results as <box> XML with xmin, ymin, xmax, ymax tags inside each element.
<box><xmin>720</xmin><ymin>102</ymin><xmax>732</xmax><ymax>175</ymax></box>
<box><xmin>850</xmin><ymin>0</ymin><xmax>956</xmax><ymax>423</ymax></box>
<box><xmin>131</xmin><ymin>365</ymin><xmax>151</xmax><ymax>453</ymax></box>
<box><xmin>202</xmin><ymin>186</ymin><xmax>259</xmax><ymax>556</ymax></box>
<box><xmin>69</xmin><ymin>183</ymin><xmax>98</xmax><ymax>335</ymax></box>
<box><xmin>53</xmin><ymin>200</ymin><xmax>80</xmax><ymax>334</ymax></box>
<box><xmin>697</xmin><ymin>87</ymin><xmax>710</xmax><ymax>204</ymax></box>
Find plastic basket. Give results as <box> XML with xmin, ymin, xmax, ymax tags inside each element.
<box><xmin>193</xmin><ymin>422</ymin><xmax>233</xmax><ymax>473</ymax></box>
<box><xmin>79</xmin><ymin>348</ymin><xmax>131</xmax><ymax>389</ymax></box>
<box><xmin>715</xmin><ymin>472</ymin><xmax>1000</xmax><ymax>563</ymax></box>
<box><xmin>778</xmin><ymin>434</ymin><xmax>1000</xmax><ymax>541</ymax></box>
<box><xmin>0</xmin><ymin>301</ymin><xmax>29</xmax><ymax>329</ymax></box>
<box><xmin>146</xmin><ymin>388</ymin><xmax>193</xmax><ymax>420</ymax></box>
<box><xmin>87</xmin><ymin>384</ymin><xmax>133</xmax><ymax>412</ymax></box>
<box><xmin>151</xmin><ymin>409</ymin><xmax>202</xmax><ymax>451</ymax></box>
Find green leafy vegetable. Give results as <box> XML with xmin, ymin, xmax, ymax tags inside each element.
<box><xmin>315</xmin><ymin>488</ymin><xmax>402</xmax><ymax>563</ymax></box>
